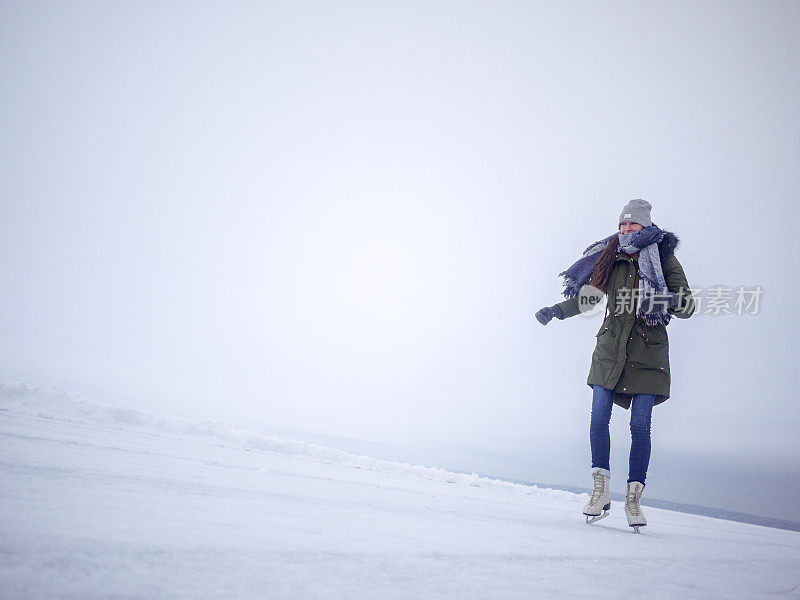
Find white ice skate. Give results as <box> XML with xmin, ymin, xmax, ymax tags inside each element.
<box><xmin>625</xmin><ymin>481</ymin><xmax>647</xmax><ymax>533</ymax></box>
<box><xmin>583</xmin><ymin>468</ymin><xmax>611</xmax><ymax>524</ymax></box>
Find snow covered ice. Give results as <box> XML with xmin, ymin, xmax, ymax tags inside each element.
<box><xmin>2</xmin><ymin>382</ymin><xmax>800</xmax><ymax>599</ymax></box>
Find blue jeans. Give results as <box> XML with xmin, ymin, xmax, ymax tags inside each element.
<box><xmin>590</xmin><ymin>384</ymin><xmax>655</xmax><ymax>484</ymax></box>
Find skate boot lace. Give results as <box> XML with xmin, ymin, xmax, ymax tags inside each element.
<box><xmin>589</xmin><ymin>472</ymin><xmax>606</xmax><ymax>505</ymax></box>
<box><xmin>625</xmin><ymin>487</ymin><xmax>642</xmax><ymax>516</ymax></box>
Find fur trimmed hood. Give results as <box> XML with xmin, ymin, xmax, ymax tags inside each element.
<box><xmin>656</xmin><ymin>229</ymin><xmax>680</xmax><ymax>257</ymax></box>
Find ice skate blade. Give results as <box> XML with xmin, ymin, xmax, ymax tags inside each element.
<box><xmin>584</xmin><ymin>511</ymin><xmax>609</xmax><ymax>524</ymax></box>
<box><xmin>630</xmin><ymin>525</ymin><xmax>646</xmax><ymax>534</ymax></box>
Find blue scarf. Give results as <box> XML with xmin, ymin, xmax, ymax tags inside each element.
<box><xmin>558</xmin><ymin>225</ymin><xmax>672</xmax><ymax>327</ymax></box>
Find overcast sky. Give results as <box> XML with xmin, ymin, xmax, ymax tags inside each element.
<box><xmin>2</xmin><ymin>1</ymin><xmax>799</xmax><ymax>521</ymax></box>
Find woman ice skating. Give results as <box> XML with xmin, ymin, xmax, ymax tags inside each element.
<box><xmin>535</xmin><ymin>199</ymin><xmax>695</xmax><ymax>532</ymax></box>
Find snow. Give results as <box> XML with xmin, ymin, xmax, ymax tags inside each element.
<box><xmin>2</xmin><ymin>382</ymin><xmax>799</xmax><ymax>599</ymax></box>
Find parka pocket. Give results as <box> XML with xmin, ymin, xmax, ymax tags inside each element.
<box><xmin>596</xmin><ymin>313</ymin><xmax>619</xmax><ymax>339</ymax></box>
<box><xmin>596</xmin><ymin>322</ymin><xmax>616</xmax><ymax>339</ymax></box>
<box><xmin>595</xmin><ymin>316</ymin><xmax>618</xmax><ymax>353</ymax></box>
<box><xmin>636</xmin><ymin>325</ymin><xmax>668</xmax><ymax>350</ymax></box>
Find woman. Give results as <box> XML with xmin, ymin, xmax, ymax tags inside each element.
<box><xmin>535</xmin><ymin>199</ymin><xmax>695</xmax><ymax>532</ymax></box>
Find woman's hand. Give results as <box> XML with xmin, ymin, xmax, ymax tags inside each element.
<box><xmin>535</xmin><ymin>305</ymin><xmax>562</xmax><ymax>325</ymax></box>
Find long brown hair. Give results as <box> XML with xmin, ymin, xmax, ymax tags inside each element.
<box><xmin>588</xmin><ymin>237</ymin><xmax>620</xmax><ymax>293</ymax></box>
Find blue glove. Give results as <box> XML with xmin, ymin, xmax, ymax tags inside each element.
<box><xmin>535</xmin><ymin>305</ymin><xmax>562</xmax><ymax>325</ymax></box>
<box><xmin>639</xmin><ymin>290</ymin><xmax>680</xmax><ymax>313</ymax></box>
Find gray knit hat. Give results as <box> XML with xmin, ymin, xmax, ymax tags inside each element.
<box><xmin>619</xmin><ymin>199</ymin><xmax>652</xmax><ymax>227</ymax></box>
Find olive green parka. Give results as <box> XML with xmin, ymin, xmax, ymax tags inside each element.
<box><xmin>555</xmin><ymin>246</ymin><xmax>695</xmax><ymax>409</ymax></box>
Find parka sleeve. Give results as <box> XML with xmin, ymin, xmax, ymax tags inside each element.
<box><xmin>662</xmin><ymin>253</ymin><xmax>696</xmax><ymax>319</ymax></box>
<box><xmin>554</xmin><ymin>295</ymin><xmax>582</xmax><ymax>319</ymax></box>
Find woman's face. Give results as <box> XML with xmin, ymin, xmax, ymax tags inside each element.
<box><xmin>619</xmin><ymin>221</ymin><xmax>643</xmax><ymax>234</ymax></box>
